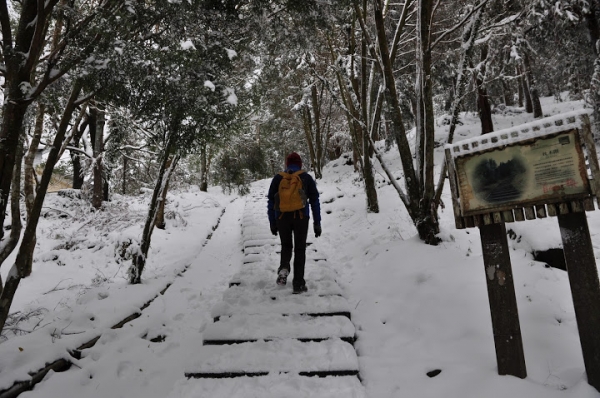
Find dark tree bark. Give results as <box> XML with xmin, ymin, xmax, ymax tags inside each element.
<box><xmin>359</xmin><ymin>21</ymin><xmax>379</xmax><ymax>213</ymax></box>
<box><xmin>72</xmin><ymin>155</ymin><xmax>84</xmax><ymax>189</ymax></box>
<box><xmin>414</xmin><ymin>0</ymin><xmax>439</xmax><ymax>243</ymax></box>
<box><xmin>519</xmin><ymin>63</ymin><xmax>534</xmax><ymax>113</ymax></box>
<box><xmin>122</xmin><ymin>156</ymin><xmax>128</xmax><ymax>194</ymax></box>
<box><xmin>585</xmin><ymin>1</ymin><xmax>600</xmax><ymax>55</ymax></box>
<box><xmin>155</xmin><ymin>156</ymin><xmax>173</xmax><ymax>230</ymax></box>
<box><xmin>129</xmin><ymin>131</ymin><xmax>180</xmax><ymax>284</ymax></box>
<box><xmin>91</xmin><ymin>106</ymin><xmax>105</xmax><ymax>209</ymax></box>
<box><xmin>70</xmin><ymin>118</ymin><xmax>88</xmax><ymax>190</ymax></box>
<box><xmin>103</xmin><ymin>178</ymin><xmax>109</xmax><ymax>202</ymax></box>
<box><xmin>0</xmin><ymin>80</ymin><xmax>83</xmax><ymax>333</ymax></box>
<box><xmin>502</xmin><ymin>79</ymin><xmax>514</xmax><ymax>106</ymax></box>
<box><xmin>434</xmin><ymin>7</ymin><xmax>484</xmax><ymax>207</ymax></box>
<box><xmin>523</xmin><ymin>54</ymin><xmax>542</xmax><ymax>118</ymax></box>
<box><xmin>0</xmin><ymin>103</ymin><xmax>29</xmax><ymax>242</ymax></box>
<box><xmin>24</xmin><ymin>104</ymin><xmax>44</xmax><ymax>219</ymax></box>
<box><xmin>372</xmin><ymin>0</ymin><xmax>439</xmax><ymax>243</ymax></box>
<box><xmin>0</xmin><ymin>1</ymin><xmax>47</xmax><ymax>241</ymax></box>
<box><xmin>591</xmin><ymin>41</ymin><xmax>600</xmax><ymax>139</ymax></box>
<box><xmin>474</xmin><ymin>46</ymin><xmax>494</xmax><ymax>135</ymax></box>
<box><xmin>200</xmin><ymin>143</ymin><xmax>209</xmax><ymax>192</ymax></box>
<box><xmin>311</xmin><ymin>84</ymin><xmax>324</xmax><ymax>179</ymax></box>
<box><xmin>302</xmin><ymin>105</ymin><xmax>319</xmax><ymax>177</ymax></box>
<box><xmin>517</xmin><ymin>65</ymin><xmax>524</xmax><ymax>107</ymax></box>
<box><xmin>0</xmin><ymin>136</ymin><xmax>24</xmax><ymax>269</ymax></box>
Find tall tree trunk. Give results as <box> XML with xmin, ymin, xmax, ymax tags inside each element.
<box><xmin>311</xmin><ymin>84</ymin><xmax>323</xmax><ymax>179</ymax></box>
<box><xmin>122</xmin><ymin>155</ymin><xmax>128</xmax><ymax>194</ymax></box>
<box><xmin>129</xmin><ymin>132</ymin><xmax>180</xmax><ymax>284</ymax></box>
<box><xmin>360</xmin><ymin>26</ymin><xmax>379</xmax><ymax>213</ymax></box>
<box><xmin>502</xmin><ymin>79</ymin><xmax>514</xmax><ymax>106</ymax></box>
<box><xmin>0</xmin><ymin>136</ymin><xmax>24</xmax><ymax>270</ymax></box>
<box><xmin>519</xmin><ymin>63</ymin><xmax>533</xmax><ymax>113</ymax></box>
<box><xmin>200</xmin><ymin>143</ymin><xmax>208</xmax><ymax>192</ymax></box>
<box><xmin>155</xmin><ymin>156</ymin><xmax>173</xmax><ymax>230</ymax></box>
<box><xmin>523</xmin><ymin>54</ymin><xmax>543</xmax><ymax>118</ymax></box>
<box><xmin>517</xmin><ymin>65</ymin><xmax>524</xmax><ymax>107</ymax></box>
<box><xmin>373</xmin><ymin>1</ymin><xmax>419</xmax><ymax>213</ymax></box>
<box><xmin>25</xmin><ymin>104</ymin><xmax>45</xmax><ymax>219</ymax></box>
<box><xmin>72</xmin><ymin>154</ymin><xmax>84</xmax><ymax>189</ymax></box>
<box><xmin>0</xmin><ymin>102</ymin><xmax>29</xmax><ymax>242</ymax></box>
<box><xmin>302</xmin><ymin>106</ymin><xmax>318</xmax><ymax>175</ymax></box>
<box><xmin>475</xmin><ymin>46</ymin><xmax>494</xmax><ymax>135</ymax></box>
<box><xmin>477</xmin><ymin>86</ymin><xmax>494</xmax><ymax>134</ymax></box>
<box><xmin>70</xmin><ymin>118</ymin><xmax>87</xmax><ymax>190</ymax></box>
<box><xmin>585</xmin><ymin>1</ymin><xmax>600</xmax><ymax>56</ymax></box>
<box><xmin>434</xmin><ymin>8</ymin><xmax>484</xmax><ymax>207</ymax></box>
<box><xmin>103</xmin><ymin>176</ymin><xmax>109</xmax><ymax>202</ymax></box>
<box><xmin>92</xmin><ymin>107</ymin><xmax>105</xmax><ymax>209</ymax></box>
<box><xmin>328</xmin><ymin>45</ymin><xmax>363</xmax><ymax>174</ymax></box>
<box><xmin>590</xmin><ymin>40</ymin><xmax>600</xmax><ymax>139</ymax></box>
<box><xmin>0</xmin><ymin>81</ymin><xmax>83</xmax><ymax>334</ymax></box>
<box><xmin>0</xmin><ymin>1</ymin><xmax>45</xmax><ymax>242</ymax></box>
<box><xmin>372</xmin><ymin>0</ymin><xmax>438</xmax><ymax>242</ymax></box>
<box><xmin>20</xmin><ymin>105</ymin><xmax>45</xmax><ymax>283</ymax></box>
<box><xmin>414</xmin><ymin>0</ymin><xmax>438</xmax><ymax>243</ymax></box>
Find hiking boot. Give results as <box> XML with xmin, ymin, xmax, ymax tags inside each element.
<box><xmin>292</xmin><ymin>284</ymin><xmax>308</xmax><ymax>294</ymax></box>
<box><xmin>276</xmin><ymin>269</ymin><xmax>289</xmax><ymax>286</ymax></box>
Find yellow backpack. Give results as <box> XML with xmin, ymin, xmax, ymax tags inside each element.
<box><xmin>276</xmin><ymin>170</ymin><xmax>307</xmax><ymax>213</ymax></box>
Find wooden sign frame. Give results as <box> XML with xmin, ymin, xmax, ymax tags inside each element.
<box><xmin>445</xmin><ymin>111</ymin><xmax>600</xmax><ymax>229</ymax></box>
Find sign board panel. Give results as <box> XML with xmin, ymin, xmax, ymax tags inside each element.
<box><xmin>456</xmin><ymin>130</ymin><xmax>590</xmax><ymax>215</ymax></box>
<box><xmin>445</xmin><ymin>111</ymin><xmax>600</xmax><ymax>228</ymax></box>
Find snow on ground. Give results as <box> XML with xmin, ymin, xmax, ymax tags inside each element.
<box><xmin>1</xmin><ymin>93</ymin><xmax>600</xmax><ymax>397</ymax></box>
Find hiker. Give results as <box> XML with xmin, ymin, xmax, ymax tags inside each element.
<box><xmin>267</xmin><ymin>152</ymin><xmax>321</xmax><ymax>294</ymax></box>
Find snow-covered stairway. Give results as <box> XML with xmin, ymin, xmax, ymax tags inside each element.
<box><xmin>180</xmin><ymin>184</ymin><xmax>367</xmax><ymax>397</ymax></box>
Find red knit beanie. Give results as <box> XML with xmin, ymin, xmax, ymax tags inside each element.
<box><xmin>285</xmin><ymin>152</ymin><xmax>302</xmax><ymax>168</ymax></box>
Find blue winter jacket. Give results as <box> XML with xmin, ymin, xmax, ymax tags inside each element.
<box><xmin>267</xmin><ymin>165</ymin><xmax>321</xmax><ymax>226</ymax></box>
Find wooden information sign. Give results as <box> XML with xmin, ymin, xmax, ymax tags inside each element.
<box><xmin>445</xmin><ymin>111</ymin><xmax>600</xmax><ymax>391</ymax></box>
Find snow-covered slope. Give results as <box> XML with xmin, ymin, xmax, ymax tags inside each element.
<box><xmin>1</xmin><ymin>94</ymin><xmax>599</xmax><ymax>397</ymax></box>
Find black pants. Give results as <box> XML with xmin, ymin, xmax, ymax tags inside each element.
<box><xmin>277</xmin><ymin>212</ymin><xmax>309</xmax><ymax>288</ymax></box>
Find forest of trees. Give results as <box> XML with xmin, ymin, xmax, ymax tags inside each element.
<box><xmin>0</xmin><ymin>0</ymin><xmax>599</xmax><ymax>333</ymax></box>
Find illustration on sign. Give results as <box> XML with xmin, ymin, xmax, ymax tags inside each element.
<box><xmin>457</xmin><ymin>130</ymin><xmax>589</xmax><ymax>214</ymax></box>
<box><xmin>472</xmin><ymin>155</ymin><xmax>527</xmax><ymax>203</ymax></box>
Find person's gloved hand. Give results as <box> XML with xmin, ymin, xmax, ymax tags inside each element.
<box><xmin>314</xmin><ymin>223</ymin><xmax>322</xmax><ymax>238</ymax></box>
<box><xmin>270</xmin><ymin>224</ymin><xmax>278</xmax><ymax>236</ymax></box>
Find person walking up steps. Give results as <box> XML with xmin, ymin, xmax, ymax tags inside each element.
<box><xmin>267</xmin><ymin>152</ymin><xmax>321</xmax><ymax>294</ymax></box>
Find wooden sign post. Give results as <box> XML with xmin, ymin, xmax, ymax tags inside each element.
<box><xmin>445</xmin><ymin>111</ymin><xmax>600</xmax><ymax>391</ymax></box>
<box><xmin>479</xmin><ymin>222</ymin><xmax>526</xmax><ymax>378</ymax></box>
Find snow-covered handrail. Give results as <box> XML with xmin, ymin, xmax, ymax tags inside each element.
<box><xmin>446</xmin><ymin>109</ymin><xmax>592</xmax><ymax>158</ymax></box>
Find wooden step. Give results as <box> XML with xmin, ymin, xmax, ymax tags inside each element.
<box><xmin>212</xmin><ymin>293</ymin><xmax>351</xmax><ymax>322</ymax></box>
<box><xmin>229</xmin><ymin>265</ymin><xmax>338</xmax><ymax>288</ymax></box>
<box><xmin>244</xmin><ymin>238</ymin><xmax>279</xmax><ymax>248</ymax></box>
<box><xmin>243</xmin><ymin>240</ymin><xmax>314</xmax><ymax>249</ymax></box>
<box><xmin>184</xmin><ymin>339</ymin><xmax>358</xmax><ymax>378</ymax></box>
<box><xmin>203</xmin><ymin>314</ymin><xmax>355</xmax><ymax>345</ymax></box>
<box><xmin>242</xmin><ymin>253</ymin><xmax>264</xmax><ymax>264</ymax></box>
<box><xmin>243</xmin><ymin>232</ymin><xmax>275</xmax><ymax>241</ymax></box>
<box><xmin>226</xmin><ymin>276</ymin><xmax>343</xmax><ymax>297</ymax></box>
<box><xmin>171</xmin><ymin>373</ymin><xmax>367</xmax><ymax>398</ymax></box>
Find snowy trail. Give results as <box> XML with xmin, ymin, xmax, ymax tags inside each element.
<box><xmin>169</xmin><ymin>182</ymin><xmax>368</xmax><ymax>398</ymax></box>
<box><xmin>18</xmin><ymin>196</ymin><xmax>247</xmax><ymax>398</ymax></box>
